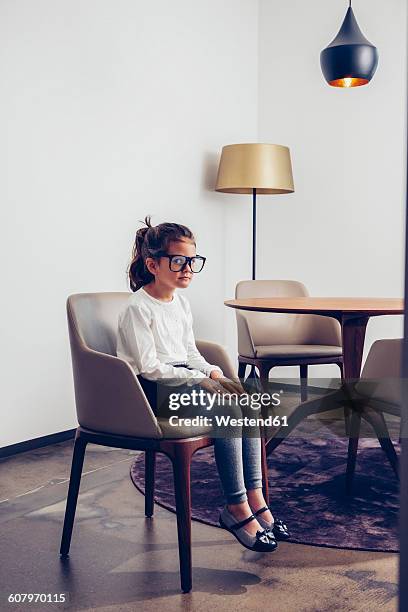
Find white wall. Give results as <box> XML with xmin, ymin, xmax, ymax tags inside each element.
<box><xmin>0</xmin><ymin>0</ymin><xmax>257</xmax><ymax>447</ymax></box>
<box><xmin>256</xmin><ymin>0</ymin><xmax>406</xmax><ymax>380</ymax></box>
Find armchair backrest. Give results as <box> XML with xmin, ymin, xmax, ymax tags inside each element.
<box><xmin>357</xmin><ymin>338</ymin><xmax>403</xmax><ymax>408</ymax></box>
<box><xmin>67</xmin><ymin>292</ymin><xmax>162</xmax><ymax>438</ymax></box>
<box><xmin>235</xmin><ymin>280</ymin><xmax>341</xmax><ymax>357</ymax></box>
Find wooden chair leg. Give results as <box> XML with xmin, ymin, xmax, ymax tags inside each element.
<box><xmin>238</xmin><ymin>361</ymin><xmax>247</xmax><ymax>381</ymax></box>
<box><xmin>346</xmin><ymin>410</ymin><xmax>361</xmax><ymax>495</ymax></box>
<box><xmin>260</xmin><ymin>437</ymin><xmax>269</xmax><ymax>504</ymax></box>
<box><xmin>362</xmin><ymin>408</ymin><xmax>399</xmax><ymax>479</ymax></box>
<box><xmin>343</xmin><ymin>406</ymin><xmax>351</xmax><ymax>437</ymax></box>
<box><xmin>249</xmin><ymin>365</ymin><xmax>258</xmax><ymax>380</ymax></box>
<box><xmin>257</xmin><ymin>364</ymin><xmax>273</xmax><ymax>485</ymax></box>
<box><xmin>145</xmin><ymin>450</ymin><xmax>156</xmax><ymax>517</ymax></box>
<box><xmin>300</xmin><ymin>364</ymin><xmax>308</xmax><ymax>402</ymax></box>
<box><xmin>171</xmin><ymin>443</ymin><xmax>194</xmax><ymax>593</ymax></box>
<box><xmin>60</xmin><ymin>433</ymin><xmax>87</xmax><ymax>557</ymax></box>
<box><xmin>377</xmin><ymin>435</ymin><xmax>399</xmax><ymax>479</ymax></box>
<box><xmin>258</xmin><ymin>363</ymin><xmax>271</xmax><ymax>392</ymax></box>
<box><xmin>337</xmin><ymin>361</ymin><xmax>350</xmax><ymax>435</ymax></box>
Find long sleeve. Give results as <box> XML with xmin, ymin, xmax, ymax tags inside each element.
<box><xmin>184</xmin><ymin>299</ymin><xmax>224</xmax><ymax>378</ymax></box>
<box><xmin>117</xmin><ymin>302</ymin><xmax>206</xmax><ymax>385</ymax></box>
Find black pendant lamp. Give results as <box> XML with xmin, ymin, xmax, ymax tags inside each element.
<box><xmin>320</xmin><ymin>0</ymin><xmax>379</xmax><ymax>88</ymax></box>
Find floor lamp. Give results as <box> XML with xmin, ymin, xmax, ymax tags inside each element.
<box><xmin>215</xmin><ymin>143</ymin><xmax>294</xmax><ymax>279</ymax></box>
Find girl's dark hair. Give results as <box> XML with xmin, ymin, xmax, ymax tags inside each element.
<box><xmin>127</xmin><ymin>215</ymin><xmax>196</xmax><ymax>292</ymax></box>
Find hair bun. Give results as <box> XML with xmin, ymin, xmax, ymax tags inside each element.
<box><xmin>135</xmin><ymin>216</ymin><xmax>153</xmax><ymax>252</ymax></box>
<box><xmin>134</xmin><ymin>227</ymin><xmax>147</xmax><ymax>252</ymax></box>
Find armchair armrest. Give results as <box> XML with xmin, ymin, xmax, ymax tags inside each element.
<box><xmin>301</xmin><ymin>314</ymin><xmax>342</xmax><ymax>346</ymax></box>
<box><xmin>69</xmin><ymin>339</ymin><xmax>162</xmax><ymax>439</ymax></box>
<box><xmin>196</xmin><ymin>340</ymin><xmax>236</xmax><ymax>379</ymax></box>
<box><xmin>235</xmin><ymin>311</ymin><xmax>256</xmax><ymax>357</ymax></box>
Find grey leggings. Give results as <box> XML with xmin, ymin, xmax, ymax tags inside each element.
<box><xmin>214</xmin><ymin>437</ymin><xmax>263</xmax><ymax>505</ymax></box>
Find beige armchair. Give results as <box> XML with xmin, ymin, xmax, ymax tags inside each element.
<box><xmin>235</xmin><ymin>280</ymin><xmax>343</xmax><ymax>399</ymax></box>
<box><xmin>349</xmin><ymin>338</ymin><xmax>402</xmax><ymax>483</ymax></box>
<box><xmin>59</xmin><ymin>292</ymin><xmax>268</xmax><ymax>593</ymax></box>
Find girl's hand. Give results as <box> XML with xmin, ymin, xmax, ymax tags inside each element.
<box><xmin>199</xmin><ymin>377</ymin><xmax>227</xmax><ymax>395</ymax></box>
<box><xmin>209</xmin><ymin>370</ymin><xmax>246</xmax><ymax>396</ymax></box>
<box><xmin>219</xmin><ymin>378</ymin><xmax>247</xmax><ymax>396</ymax></box>
<box><xmin>210</xmin><ymin>370</ymin><xmax>224</xmax><ymax>381</ymax></box>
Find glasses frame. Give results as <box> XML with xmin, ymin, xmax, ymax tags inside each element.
<box><xmin>159</xmin><ymin>253</ymin><xmax>207</xmax><ymax>273</ymax></box>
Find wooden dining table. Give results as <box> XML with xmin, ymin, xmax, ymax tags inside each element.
<box><xmin>224</xmin><ymin>297</ymin><xmax>404</xmax><ymax>381</ymax></box>
<box><xmin>225</xmin><ymin>296</ymin><xmax>404</xmax><ymax>491</ymax></box>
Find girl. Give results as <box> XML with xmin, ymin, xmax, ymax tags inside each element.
<box><xmin>116</xmin><ymin>216</ymin><xmax>289</xmax><ymax>552</ymax></box>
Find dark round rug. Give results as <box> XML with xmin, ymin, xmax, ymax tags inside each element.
<box><xmin>130</xmin><ymin>426</ymin><xmax>399</xmax><ymax>552</ymax></box>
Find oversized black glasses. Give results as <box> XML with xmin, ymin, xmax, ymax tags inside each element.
<box><xmin>160</xmin><ymin>254</ymin><xmax>206</xmax><ymax>273</ymax></box>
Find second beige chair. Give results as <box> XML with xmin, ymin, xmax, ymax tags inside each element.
<box><xmin>235</xmin><ymin>280</ymin><xmax>343</xmax><ymax>399</ymax></box>
<box><xmin>349</xmin><ymin>337</ymin><xmax>402</xmax><ymax>483</ymax></box>
<box><xmin>266</xmin><ymin>338</ymin><xmax>401</xmax><ymax>493</ymax></box>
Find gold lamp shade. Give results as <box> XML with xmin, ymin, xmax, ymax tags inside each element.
<box><xmin>215</xmin><ymin>142</ymin><xmax>294</xmax><ymax>280</ymax></box>
<box><xmin>215</xmin><ymin>143</ymin><xmax>294</xmax><ymax>194</ymax></box>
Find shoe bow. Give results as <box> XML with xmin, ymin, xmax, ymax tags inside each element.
<box><xmin>256</xmin><ymin>530</ymin><xmax>271</xmax><ymax>545</ymax></box>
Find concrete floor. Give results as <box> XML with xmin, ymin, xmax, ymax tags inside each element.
<box><xmin>0</xmin><ymin>439</ymin><xmax>398</xmax><ymax>612</ymax></box>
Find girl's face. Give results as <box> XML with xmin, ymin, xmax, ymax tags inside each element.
<box><xmin>146</xmin><ymin>239</ymin><xmax>197</xmax><ymax>290</ymax></box>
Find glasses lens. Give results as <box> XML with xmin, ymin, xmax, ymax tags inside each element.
<box><xmin>170</xmin><ymin>255</ymin><xmax>187</xmax><ymax>271</ymax></box>
<box><xmin>191</xmin><ymin>257</ymin><xmax>205</xmax><ymax>272</ymax></box>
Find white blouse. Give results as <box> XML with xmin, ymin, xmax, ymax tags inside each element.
<box><xmin>116</xmin><ymin>287</ymin><xmax>223</xmax><ymax>384</ymax></box>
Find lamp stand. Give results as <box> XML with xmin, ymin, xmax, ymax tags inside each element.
<box><xmin>216</xmin><ymin>144</ymin><xmax>294</xmax><ymax>279</ymax></box>
<box><xmin>252</xmin><ymin>187</ymin><xmax>257</xmax><ymax>280</ymax></box>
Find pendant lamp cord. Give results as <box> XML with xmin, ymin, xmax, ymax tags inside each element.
<box><xmin>349</xmin><ymin>0</ymin><xmax>352</xmax><ymax>6</ymax></box>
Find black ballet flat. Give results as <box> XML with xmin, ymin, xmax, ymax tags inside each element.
<box><xmin>219</xmin><ymin>507</ymin><xmax>278</xmax><ymax>552</ymax></box>
<box><xmin>253</xmin><ymin>506</ymin><xmax>291</xmax><ymax>541</ymax></box>
<box><xmin>272</xmin><ymin>517</ymin><xmax>291</xmax><ymax>541</ymax></box>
